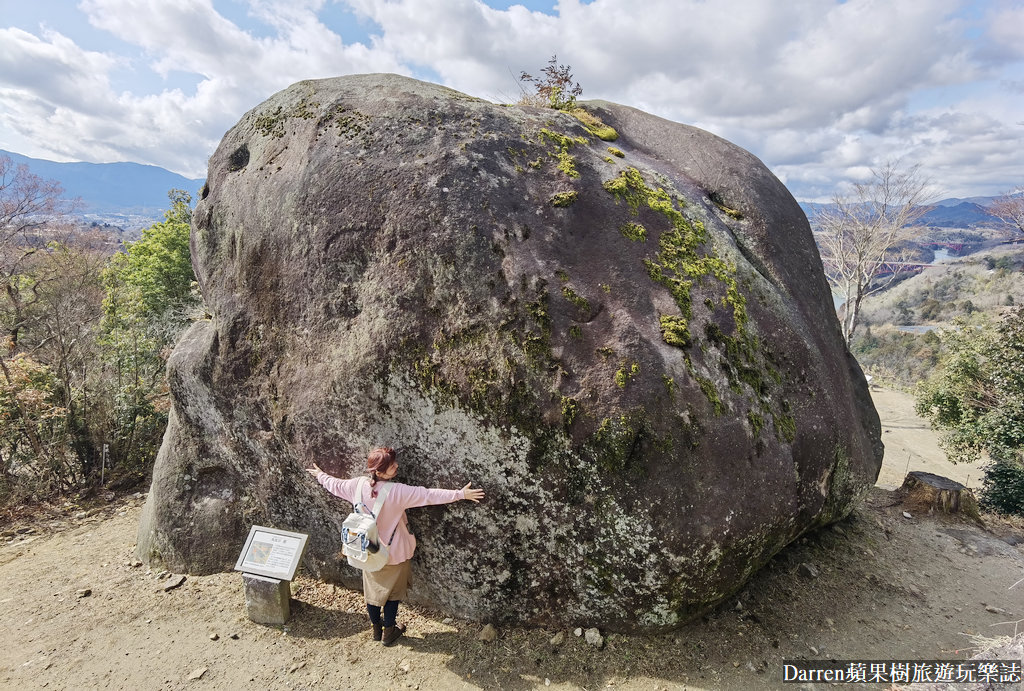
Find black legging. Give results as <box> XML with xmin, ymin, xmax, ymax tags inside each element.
<box><xmin>366</xmin><ymin>600</ymin><xmax>400</xmax><ymax>627</ymax></box>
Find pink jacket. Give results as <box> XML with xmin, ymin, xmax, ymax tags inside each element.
<box><xmin>315</xmin><ymin>472</ymin><xmax>464</xmax><ymax>564</ymax></box>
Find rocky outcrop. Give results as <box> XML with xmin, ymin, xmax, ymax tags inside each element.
<box><xmin>137</xmin><ymin>74</ymin><xmax>882</xmax><ymax>631</ymax></box>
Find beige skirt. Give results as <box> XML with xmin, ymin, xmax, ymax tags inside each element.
<box><xmin>362</xmin><ymin>559</ymin><xmax>412</xmax><ymax>606</ymax></box>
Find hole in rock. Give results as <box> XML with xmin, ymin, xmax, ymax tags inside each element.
<box><xmin>228</xmin><ymin>144</ymin><xmax>250</xmax><ymax>172</ymax></box>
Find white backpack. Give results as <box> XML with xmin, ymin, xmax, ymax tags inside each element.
<box><xmin>341</xmin><ymin>477</ymin><xmax>396</xmax><ymax>572</ymax></box>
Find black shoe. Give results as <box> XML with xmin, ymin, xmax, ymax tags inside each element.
<box><xmin>381</xmin><ymin>624</ymin><xmax>406</xmax><ymax>646</ymax></box>
<box><xmin>372</xmin><ymin>622</ymin><xmax>383</xmax><ymax>641</ymax></box>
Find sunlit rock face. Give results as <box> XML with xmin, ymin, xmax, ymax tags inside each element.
<box><xmin>136</xmin><ymin>74</ymin><xmax>882</xmax><ymax>632</ymax></box>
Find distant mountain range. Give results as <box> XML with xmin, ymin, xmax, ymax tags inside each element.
<box><xmin>799</xmin><ymin>197</ymin><xmax>1001</xmax><ymax>229</ymax></box>
<box><xmin>1</xmin><ymin>149</ymin><xmax>205</xmax><ymax>228</ymax></box>
<box><xmin>1</xmin><ymin>148</ymin><xmax>1004</xmax><ymax>231</ymax></box>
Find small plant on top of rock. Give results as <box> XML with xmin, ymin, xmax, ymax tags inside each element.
<box><xmin>519</xmin><ymin>56</ymin><xmax>620</xmax><ymax>146</ymax></box>
<box><xmin>519</xmin><ymin>55</ymin><xmax>582</xmax><ymax>111</ymax></box>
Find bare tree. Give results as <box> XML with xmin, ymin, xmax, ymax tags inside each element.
<box><xmin>989</xmin><ymin>186</ymin><xmax>1024</xmax><ymax>238</ymax></box>
<box><xmin>814</xmin><ymin>161</ymin><xmax>932</xmax><ymax>346</ymax></box>
<box><xmin>0</xmin><ymin>155</ymin><xmax>76</xmax><ymax>470</ymax></box>
<box><xmin>1</xmin><ymin>154</ymin><xmax>77</xmax><ymax>354</ymax></box>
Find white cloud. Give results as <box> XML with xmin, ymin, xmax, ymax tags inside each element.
<box><xmin>0</xmin><ymin>0</ymin><xmax>1021</xmax><ymax>198</ymax></box>
<box><xmin>0</xmin><ymin>27</ymin><xmax>119</xmax><ymax>114</ymax></box>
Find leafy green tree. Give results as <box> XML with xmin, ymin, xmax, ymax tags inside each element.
<box><xmin>100</xmin><ymin>189</ymin><xmax>200</xmax><ymax>475</ymax></box>
<box><xmin>103</xmin><ymin>189</ymin><xmax>196</xmax><ymax>332</ymax></box>
<box><xmin>915</xmin><ymin>308</ymin><xmax>1024</xmax><ymax>514</ymax></box>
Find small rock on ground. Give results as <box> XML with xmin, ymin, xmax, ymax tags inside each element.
<box><xmin>584</xmin><ymin>628</ymin><xmax>604</xmax><ymax>648</ymax></box>
<box><xmin>76</xmin><ymin>588</ymin><xmax>91</xmax><ymax>598</ymax></box>
<box><xmin>162</xmin><ymin>575</ymin><xmax>186</xmax><ymax>592</ymax></box>
<box><xmin>798</xmin><ymin>563</ymin><xmax>819</xmax><ymax>579</ymax></box>
<box><xmin>478</xmin><ymin>624</ymin><xmax>498</xmax><ymax>642</ymax></box>
<box><xmin>188</xmin><ymin>667</ymin><xmax>207</xmax><ymax>681</ymax></box>
<box><xmin>550</xmin><ymin>631</ymin><xmax>565</xmax><ymax>646</ymax></box>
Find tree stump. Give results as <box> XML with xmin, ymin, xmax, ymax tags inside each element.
<box><xmin>899</xmin><ymin>471</ymin><xmax>980</xmax><ymax>519</ymax></box>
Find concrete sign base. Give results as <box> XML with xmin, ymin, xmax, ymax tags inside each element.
<box><xmin>243</xmin><ymin>573</ymin><xmax>290</xmax><ymax>625</ymax></box>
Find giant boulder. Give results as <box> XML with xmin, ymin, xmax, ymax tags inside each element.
<box><xmin>137</xmin><ymin>74</ymin><xmax>882</xmax><ymax>631</ymax></box>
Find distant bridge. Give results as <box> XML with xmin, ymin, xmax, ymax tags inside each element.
<box><xmin>821</xmin><ymin>260</ymin><xmax>943</xmax><ymax>275</ymax></box>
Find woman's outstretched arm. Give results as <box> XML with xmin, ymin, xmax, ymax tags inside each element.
<box><xmin>305</xmin><ymin>463</ymin><xmax>358</xmax><ymax>502</ymax></box>
<box><xmin>392</xmin><ymin>481</ymin><xmax>486</xmax><ymax>508</ymax></box>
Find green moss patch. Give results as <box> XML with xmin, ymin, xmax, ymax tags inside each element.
<box><xmin>615</xmin><ymin>360</ymin><xmax>640</xmax><ymax>388</ymax></box>
<box><xmin>562</xmin><ymin>285</ymin><xmax>591</xmax><ymax>312</ymax></box>
<box><xmin>539</xmin><ymin>128</ymin><xmax>589</xmax><ymax>178</ymax></box>
<box><xmin>570</xmin><ymin>108</ymin><xmax>619</xmax><ymax>141</ymax></box>
<box><xmin>523</xmin><ymin>286</ymin><xmax>552</xmax><ymax>364</ymax></box>
<box><xmin>590</xmin><ymin>411</ymin><xmax>648</xmax><ymax>473</ymax></box>
<box><xmin>659</xmin><ymin>315</ymin><xmax>691</xmax><ymax>348</ymax></box>
<box><xmin>772</xmin><ymin>409</ymin><xmax>796</xmax><ymax>443</ymax></box>
<box><xmin>252</xmin><ymin>96</ymin><xmax>324</xmax><ymax>139</ymax></box>
<box><xmin>253</xmin><ymin>106</ymin><xmax>287</xmax><ymax>138</ymax></box>
<box><xmin>603</xmin><ymin>167</ymin><xmax>747</xmax><ymax>332</ymax></box>
<box><xmin>550</xmin><ymin>191</ymin><xmax>579</xmax><ymax>207</ymax></box>
<box><xmin>619</xmin><ymin>221</ymin><xmax>647</xmax><ymax>242</ymax></box>
<box><xmin>696</xmin><ymin>375</ymin><xmax>726</xmax><ymax>416</ymax></box>
<box><xmin>607</xmin><ymin>146</ymin><xmax>625</xmax><ymax>158</ymax></box>
<box><xmin>747</xmin><ymin>411</ymin><xmax>765</xmax><ymax>435</ymax></box>
<box><xmin>709</xmin><ymin>191</ymin><xmax>744</xmax><ymax>220</ymax></box>
<box><xmin>561</xmin><ymin>396</ymin><xmax>581</xmax><ymax>427</ymax></box>
<box><xmin>326</xmin><ymin>105</ymin><xmax>371</xmax><ymax>139</ymax></box>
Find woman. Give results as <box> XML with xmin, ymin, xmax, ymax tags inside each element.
<box><xmin>307</xmin><ymin>447</ymin><xmax>485</xmax><ymax>645</ymax></box>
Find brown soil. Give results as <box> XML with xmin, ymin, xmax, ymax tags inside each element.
<box><xmin>870</xmin><ymin>386</ymin><xmax>988</xmax><ymax>491</ymax></box>
<box><xmin>2</xmin><ymin>387</ymin><xmax>1023</xmax><ymax>690</ymax></box>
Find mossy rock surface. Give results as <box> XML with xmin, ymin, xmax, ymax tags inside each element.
<box><xmin>137</xmin><ymin>73</ymin><xmax>883</xmax><ymax>632</ymax></box>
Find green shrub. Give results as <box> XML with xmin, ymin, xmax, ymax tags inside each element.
<box><xmin>980</xmin><ymin>457</ymin><xmax>1024</xmax><ymax>516</ymax></box>
<box><xmin>916</xmin><ymin>309</ymin><xmax>1024</xmax><ymax>516</ymax></box>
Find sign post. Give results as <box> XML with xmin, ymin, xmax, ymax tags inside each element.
<box><xmin>234</xmin><ymin>526</ymin><xmax>309</xmax><ymax>625</ymax></box>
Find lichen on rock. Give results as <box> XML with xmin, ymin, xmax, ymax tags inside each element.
<box><xmin>137</xmin><ymin>73</ymin><xmax>883</xmax><ymax>633</ymax></box>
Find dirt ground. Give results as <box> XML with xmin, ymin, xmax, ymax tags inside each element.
<box><xmin>869</xmin><ymin>387</ymin><xmax>988</xmax><ymax>491</ymax></box>
<box><xmin>2</xmin><ymin>386</ymin><xmax>1023</xmax><ymax>690</ymax></box>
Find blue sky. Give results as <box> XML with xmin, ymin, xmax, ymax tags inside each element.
<box><xmin>1</xmin><ymin>0</ymin><xmax>1022</xmax><ymax>201</ymax></box>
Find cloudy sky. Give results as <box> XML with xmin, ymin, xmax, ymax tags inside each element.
<box><xmin>1</xmin><ymin>0</ymin><xmax>1022</xmax><ymax>201</ymax></box>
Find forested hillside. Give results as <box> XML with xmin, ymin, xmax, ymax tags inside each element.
<box><xmin>1</xmin><ymin>153</ymin><xmax>201</xmax><ymax>508</ymax></box>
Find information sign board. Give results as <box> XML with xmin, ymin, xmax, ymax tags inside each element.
<box><xmin>234</xmin><ymin>525</ymin><xmax>309</xmax><ymax>581</ymax></box>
